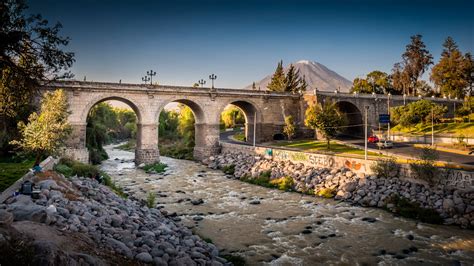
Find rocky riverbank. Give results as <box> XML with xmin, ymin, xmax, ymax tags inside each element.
<box><xmin>0</xmin><ymin>170</ymin><xmax>226</xmax><ymax>265</ymax></box>
<box><xmin>203</xmin><ymin>152</ymin><xmax>474</xmax><ymax>228</ymax></box>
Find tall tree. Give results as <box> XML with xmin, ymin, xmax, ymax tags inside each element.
<box><xmin>0</xmin><ymin>0</ymin><xmax>74</xmax><ymax>153</ymax></box>
<box><xmin>304</xmin><ymin>101</ymin><xmax>346</xmax><ymax>149</ymax></box>
<box><xmin>430</xmin><ymin>37</ymin><xmax>472</xmax><ymax>98</ymax></box>
<box><xmin>252</xmin><ymin>82</ymin><xmax>256</xmax><ymax>90</ymax></box>
<box><xmin>284</xmin><ymin>64</ymin><xmax>301</xmax><ymax>93</ymax></box>
<box><xmin>298</xmin><ymin>75</ymin><xmax>308</xmax><ymax>93</ymax></box>
<box><xmin>391</xmin><ymin>62</ymin><xmax>411</xmax><ymax>95</ymax></box>
<box><xmin>400</xmin><ymin>35</ymin><xmax>433</xmax><ymax>95</ymax></box>
<box><xmin>10</xmin><ymin>89</ymin><xmax>71</xmax><ymax>163</ymax></box>
<box><xmin>267</xmin><ymin>60</ymin><xmax>285</xmax><ymax>92</ymax></box>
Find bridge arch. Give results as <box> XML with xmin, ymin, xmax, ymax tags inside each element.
<box><xmin>80</xmin><ymin>95</ymin><xmax>145</xmax><ymax>125</ymax></box>
<box><xmin>335</xmin><ymin>101</ymin><xmax>363</xmax><ymax>137</ymax></box>
<box><xmin>217</xmin><ymin>99</ymin><xmax>261</xmax><ymax>144</ymax></box>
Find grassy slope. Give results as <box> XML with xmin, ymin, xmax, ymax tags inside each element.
<box><xmin>273</xmin><ymin>140</ymin><xmax>382</xmax><ymax>157</ymax></box>
<box><xmin>392</xmin><ymin>121</ymin><xmax>474</xmax><ymax>136</ymax></box>
<box><xmin>0</xmin><ymin>157</ymin><xmax>35</xmax><ymax>192</ymax></box>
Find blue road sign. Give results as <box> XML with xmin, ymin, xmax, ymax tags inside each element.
<box><xmin>379</xmin><ymin>114</ymin><xmax>390</xmax><ymax>124</ymax></box>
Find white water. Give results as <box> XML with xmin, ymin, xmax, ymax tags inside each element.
<box><xmin>100</xmin><ymin>144</ymin><xmax>474</xmax><ymax>265</ymax></box>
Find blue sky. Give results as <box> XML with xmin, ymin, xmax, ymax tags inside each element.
<box><xmin>28</xmin><ymin>0</ymin><xmax>473</xmax><ymax>88</ymax></box>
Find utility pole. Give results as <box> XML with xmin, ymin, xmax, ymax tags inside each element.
<box><xmin>387</xmin><ymin>93</ymin><xmax>391</xmax><ymax>140</ymax></box>
<box><xmin>431</xmin><ymin>106</ymin><xmax>434</xmax><ymax>146</ymax></box>
<box><xmin>364</xmin><ymin>106</ymin><xmax>369</xmax><ymax>160</ymax></box>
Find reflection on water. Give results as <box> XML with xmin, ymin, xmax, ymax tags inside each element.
<box><xmin>101</xmin><ymin>144</ymin><xmax>474</xmax><ymax>265</ymax></box>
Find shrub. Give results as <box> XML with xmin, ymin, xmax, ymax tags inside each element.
<box><xmin>142</xmin><ymin>162</ymin><xmax>167</xmax><ymax>173</ymax></box>
<box><xmin>54</xmin><ymin>164</ymin><xmax>73</xmax><ymax>177</ymax></box>
<box><xmin>385</xmin><ymin>194</ymin><xmax>442</xmax><ymax>224</ymax></box>
<box><xmin>102</xmin><ymin>172</ymin><xmax>127</xmax><ymax>198</ymax></box>
<box><xmin>71</xmin><ymin>162</ymin><xmax>99</xmax><ymax>178</ymax></box>
<box><xmin>240</xmin><ymin>173</ymin><xmax>276</xmax><ymax>189</ymax></box>
<box><xmin>222</xmin><ymin>164</ymin><xmax>235</xmax><ymax>175</ymax></box>
<box><xmin>270</xmin><ymin>176</ymin><xmax>294</xmax><ymax>191</ymax></box>
<box><xmin>409</xmin><ymin>147</ymin><xmax>439</xmax><ymax>184</ymax></box>
<box><xmin>370</xmin><ymin>157</ymin><xmax>400</xmax><ymax>179</ymax></box>
<box><xmin>315</xmin><ymin>188</ymin><xmax>336</xmax><ymax>198</ymax></box>
<box><xmin>146</xmin><ymin>192</ymin><xmax>156</xmax><ymax>208</ymax></box>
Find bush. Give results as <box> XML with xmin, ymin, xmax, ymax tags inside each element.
<box><xmin>270</xmin><ymin>176</ymin><xmax>294</xmax><ymax>191</ymax></box>
<box><xmin>385</xmin><ymin>194</ymin><xmax>442</xmax><ymax>224</ymax></box>
<box><xmin>315</xmin><ymin>188</ymin><xmax>336</xmax><ymax>198</ymax></box>
<box><xmin>222</xmin><ymin>164</ymin><xmax>235</xmax><ymax>175</ymax></box>
<box><xmin>54</xmin><ymin>164</ymin><xmax>73</xmax><ymax>177</ymax></box>
<box><xmin>146</xmin><ymin>192</ymin><xmax>156</xmax><ymax>208</ymax></box>
<box><xmin>71</xmin><ymin>162</ymin><xmax>99</xmax><ymax>178</ymax></box>
<box><xmin>370</xmin><ymin>157</ymin><xmax>400</xmax><ymax>179</ymax></box>
<box><xmin>142</xmin><ymin>162</ymin><xmax>167</xmax><ymax>173</ymax></box>
<box><xmin>410</xmin><ymin>147</ymin><xmax>439</xmax><ymax>184</ymax></box>
<box><xmin>240</xmin><ymin>172</ymin><xmax>276</xmax><ymax>189</ymax></box>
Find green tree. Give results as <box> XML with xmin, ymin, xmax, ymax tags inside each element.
<box><xmin>178</xmin><ymin>105</ymin><xmax>195</xmax><ymax>147</ymax></box>
<box><xmin>298</xmin><ymin>75</ymin><xmax>308</xmax><ymax>93</ymax></box>
<box><xmin>283</xmin><ymin>115</ymin><xmax>296</xmax><ymax>140</ymax></box>
<box><xmin>392</xmin><ymin>35</ymin><xmax>433</xmax><ymax>96</ymax></box>
<box><xmin>10</xmin><ymin>89</ymin><xmax>71</xmax><ymax>163</ymax></box>
<box><xmin>398</xmin><ymin>35</ymin><xmax>433</xmax><ymax>95</ymax></box>
<box><xmin>267</xmin><ymin>60</ymin><xmax>285</xmax><ymax>92</ymax></box>
<box><xmin>284</xmin><ymin>64</ymin><xmax>300</xmax><ymax>93</ymax></box>
<box><xmin>304</xmin><ymin>101</ymin><xmax>346</xmax><ymax>149</ymax></box>
<box><xmin>221</xmin><ymin>106</ymin><xmax>245</xmax><ymax>129</ymax></box>
<box><xmin>159</xmin><ymin>109</ymin><xmax>179</xmax><ymax>139</ymax></box>
<box><xmin>391</xmin><ymin>99</ymin><xmax>447</xmax><ymax>128</ymax></box>
<box><xmin>1</xmin><ymin>0</ymin><xmax>74</xmax><ymax>154</ymax></box>
<box><xmin>351</xmin><ymin>71</ymin><xmax>391</xmax><ymax>94</ymax></box>
<box><xmin>430</xmin><ymin>37</ymin><xmax>472</xmax><ymax>98</ymax></box>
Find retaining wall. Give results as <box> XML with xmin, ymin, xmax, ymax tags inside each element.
<box><xmin>219</xmin><ymin>142</ymin><xmax>474</xmax><ymax>190</ymax></box>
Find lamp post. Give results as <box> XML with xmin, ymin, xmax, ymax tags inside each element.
<box><xmin>146</xmin><ymin>70</ymin><xmax>157</xmax><ymax>85</ymax></box>
<box><xmin>454</xmin><ymin>97</ymin><xmax>458</xmax><ymax>119</ymax></box>
<box><xmin>364</xmin><ymin>106</ymin><xmax>369</xmax><ymax>160</ymax></box>
<box><xmin>142</xmin><ymin>76</ymin><xmax>150</xmax><ymax>84</ymax></box>
<box><xmin>209</xmin><ymin>74</ymin><xmax>217</xmax><ymax>88</ymax></box>
<box><xmin>403</xmin><ymin>93</ymin><xmax>406</xmax><ymax>105</ymax></box>
<box><xmin>198</xmin><ymin>79</ymin><xmax>206</xmax><ymax>87</ymax></box>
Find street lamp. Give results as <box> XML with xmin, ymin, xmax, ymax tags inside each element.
<box><xmin>198</xmin><ymin>79</ymin><xmax>206</xmax><ymax>87</ymax></box>
<box><xmin>146</xmin><ymin>70</ymin><xmax>157</xmax><ymax>85</ymax></box>
<box><xmin>209</xmin><ymin>74</ymin><xmax>217</xmax><ymax>88</ymax></box>
<box><xmin>454</xmin><ymin>97</ymin><xmax>458</xmax><ymax>118</ymax></box>
<box><xmin>403</xmin><ymin>93</ymin><xmax>406</xmax><ymax>105</ymax></box>
<box><xmin>142</xmin><ymin>76</ymin><xmax>150</xmax><ymax>84</ymax></box>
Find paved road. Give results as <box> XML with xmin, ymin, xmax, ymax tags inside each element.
<box><xmin>337</xmin><ymin>136</ymin><xmax>474</xmax><ymax>166</ymax></box>
<box><xmin>219</xmin><ymin>130</ymin><xmax>251</xmax><ymax>145</ymax></box>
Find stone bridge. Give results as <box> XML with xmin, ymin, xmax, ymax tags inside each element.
<box><xmin>42</xmin><ymin>81</ymin><xmax>462</xmax><ymax>164</ymax></box>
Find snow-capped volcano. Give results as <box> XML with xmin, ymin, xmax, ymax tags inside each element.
<box><xmin>245</xmin><ymin>60</ymin><xmax>352</xmax><ymax>92</ymax></box>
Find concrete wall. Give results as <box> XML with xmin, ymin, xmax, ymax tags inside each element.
<box><xmin>219</xmin><ymin>142</ymin><xmax>474</xmax><ymax>190</ymax></box>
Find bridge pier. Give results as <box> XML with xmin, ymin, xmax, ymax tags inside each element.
<box><xmin>194</xmin><ymin>123</ymin><xmax>221</xmax><ymax>161</ymax></box>
<box><xmin>135</xmin><ymin>123</ymin><xmax>160</xmax><ymax>165</ymax></box>
<box><xmin>64</xmin><ymin>123</ymin><xmax>89</xmax><ymax>163</ymax></box>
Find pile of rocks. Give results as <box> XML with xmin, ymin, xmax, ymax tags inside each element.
<box><xmin>204</xmin><ymin>152</ymin><xmax>474</xmax><ymax>228</ymax></box>
<box><xmin>0</xmin><ymin>172</ymin><xmax>226</xmax><ymax>265</ymax></box>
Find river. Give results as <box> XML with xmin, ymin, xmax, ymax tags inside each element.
<box><xmin>100</xmin><ymin>144</ymin><xmax>474</xmax><ymax>265</ymax></box>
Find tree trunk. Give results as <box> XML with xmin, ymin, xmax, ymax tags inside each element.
<box><xmin>327</xmin><ymin>138</ymin><xmax>330</xmax><ymax>150</ymax></box>
<box><xmin>34</xmin><ymin>153</ymin><xmax>42</xmax><ymax>165</ymax></box>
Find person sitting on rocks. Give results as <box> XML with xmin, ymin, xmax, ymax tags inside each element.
<box><xmin>94</xmin><ymin>173</ymin><xmax>104</xmax><ymax>184</ymax></box>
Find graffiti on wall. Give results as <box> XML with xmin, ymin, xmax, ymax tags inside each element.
<box><xmin>440</xmin><ymin>169</ymin><xmax>474</xmax><ymax>189</ymax></box>
<box><xmin>273</xmin><ymin>150</ymin><xmax>336</xmax><ymax>168</ymax></box>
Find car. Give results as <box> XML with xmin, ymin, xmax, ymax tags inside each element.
<box><xmin>368</xmin><ymin>135</ymin><xmax>379</xmax><ymax>143</ymax></box>
<box><xmin>376</xmin><ymin>140</ymin><xmax>394</xmax><ymax>149</ymax></box>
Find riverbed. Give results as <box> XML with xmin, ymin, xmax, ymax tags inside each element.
<box><xmin>100</xmin><ymin>144</ymin><xmax>474</xmax><ymax>265</ymax></box>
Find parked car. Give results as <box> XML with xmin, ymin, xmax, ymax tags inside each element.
<box><xmin>376</xmin><ymin>140</ymin><xmax>394</xmax><ymax>149</ymax></box>
<box><xmin>368</xmin><ymin>135</ymin><xmax>379</xmax><ymax>143</ymax></box>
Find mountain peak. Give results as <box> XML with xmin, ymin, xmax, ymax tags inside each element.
<box><xmin>244</xmin><ymin>60</ymin><xmax>352</xmax><ymax>92</ymax></box>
